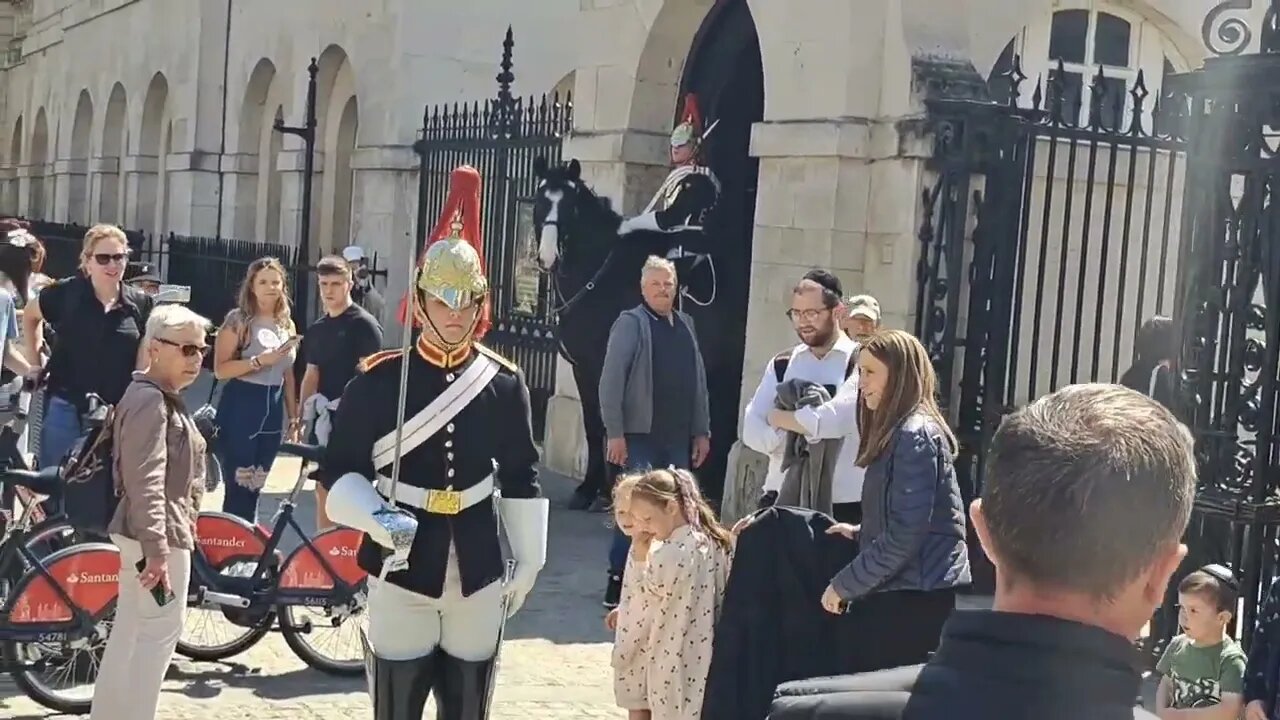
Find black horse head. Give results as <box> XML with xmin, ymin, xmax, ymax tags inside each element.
<box><xmin>532</xmin><ymin>157</ymin><xmax>622</xmax><ymax>274</ymax></box>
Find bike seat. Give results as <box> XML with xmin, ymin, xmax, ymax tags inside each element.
<box><xmin>279</xmin><ymin>442</ymin><xmax>323</xmax><ymax>464</ymax></box>
<box><xmin>1</xmin><ymin>466</ymin><xmax>62</xmax><ymax>495</ymax></box>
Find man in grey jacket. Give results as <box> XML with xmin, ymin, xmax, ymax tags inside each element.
<box><xmin>598</xmin><ymin>255</ymin><xmax>710</xmax><ymax>606</ymax></box>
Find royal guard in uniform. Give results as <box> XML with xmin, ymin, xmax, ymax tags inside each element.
<box><xmin>617</xmin><ymin>93</ymin><xmax>722</xmax><ymax>259</ymax></box>
<box><xmin>320</xmin><ymin>165</ymin><xmax>549</xmax><ymax>720</ymax></box>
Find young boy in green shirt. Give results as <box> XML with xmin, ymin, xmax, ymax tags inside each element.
<box><xmin>1156</xmin><ymin>564</ymin><xmax>1247</xmax><ymax>719</ymax></box>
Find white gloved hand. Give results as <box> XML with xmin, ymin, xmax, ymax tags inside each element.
<box><xmin>325</xmin><ymin>472</ymin><xmax>399</xmax><ymax>549</ymax></box>
<box><xmin>618</xmin><ymin>216</ymin><xmax>640</xmax><ymax>236</ymax></box>
<box><xmin>499</xmin><ymin>497</ymin><xmax>550</xmax><ymax>618</ymax></box>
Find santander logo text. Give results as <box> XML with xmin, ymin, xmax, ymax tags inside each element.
<box><xmin>202</xmin><ymin>537</ymin><xmax>247</xmax><ymax>549</ymax></box>
<box><xmin>66</xmin><ymin>571</ymin><xmax>119</xmax><ymax>585</ymax></box>
<box><xmin>328</xmin><ymin>546</ymin><xmax>358</xmax><ymax>558</ymax></box>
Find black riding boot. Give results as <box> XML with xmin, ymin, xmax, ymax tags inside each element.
<box><xmin>363</xmin><ymin>633</ymin><xmax>438</xmax><ymax>720</ymax></box>
<box><xmin>433</xmin><ymin>652</ymin><xmax>499</xmax><ymax>720</ymax></box>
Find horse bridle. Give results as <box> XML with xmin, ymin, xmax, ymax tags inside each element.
<box><xmin>543</xmin><ymin>218</ymin><xmax>618</xmax><ymax>316</ymax></box>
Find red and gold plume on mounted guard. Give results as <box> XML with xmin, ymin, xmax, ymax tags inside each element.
<box><xmin>396</xmin><ymin>165</ymin><xmax>491</xmax><ymax>341</ymax></box>
<box><xmin>671</xmin><ymin>93</ymin><xmax>704</xmax><ymax>148</ymax></box>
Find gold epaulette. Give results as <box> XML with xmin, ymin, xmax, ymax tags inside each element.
<box><xmin>357</xmin><ymin>349</ymin><xmax>404</xmax><ymax>374</ymax></box>
<box><xmin>475</xmin><ymin>343</ymin><xmax>519</xmax><ymax>373</ymax></box>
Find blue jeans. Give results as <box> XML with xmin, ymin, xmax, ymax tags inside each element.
<box><xmin>215</xmin><ymin>379</ymin><xmax>285</xmax><ymax>523</ymax></box>
<box><xmin>607</xmin><ymin>434</ymin><xmax>692</xmax><ymax>575</ymax></box>
<box><xmin>40</xmin><ymin>394</ymin><xmax>83</xmax><ymax>470</ymax></box>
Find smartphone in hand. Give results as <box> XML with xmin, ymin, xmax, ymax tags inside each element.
<box><xmin>135</xmin><ymin>557</ymin><xmax>176</xmax><ymax>607</ymax></box>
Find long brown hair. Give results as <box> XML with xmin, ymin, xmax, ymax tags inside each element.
<box><xmin>234</xmin><ymin>256</ymin><xmax>295</xmax><ymax>332</ymax></box>
<box><xmin>855</xmin><ymin>329</ymin><xmax>958</xmax><ymax>467</ymax></box>
<box><xmin>615</xmin><ymin>468</ymin><xmax>732</xmax><ymax>555</ymax></box>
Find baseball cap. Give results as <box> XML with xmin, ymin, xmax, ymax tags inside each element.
<box><xmin>124</xmin><ymin>262</ymin><xmax>160</xmax><ymax>285</ymax></box>
<box><xmin>846</xmin><ymin>294</ymin><xmax>881</xmax><ymax>322</ymax></box>
<box><xmin>342</xmin><ymin>245</ymin><xmax>366</xmax><ymax>263</ymax></box>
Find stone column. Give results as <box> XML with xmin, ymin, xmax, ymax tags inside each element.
<box><xmin>122</xmin><ymin>154</ymin><xmax>160</xmax><ymax>232</ymax></box>
<box><xmin>220</xmin><ymin>152</ymin><xmax>259</xmax><ymax>240</ymax></box>
<box><xmin>162</xmin><ymin>149</ymin><xmax>221</xmax><ymax>236</ymax></box>
<box><xmin>50</xmin><ymin>159</ymin><xmax>71</xmax><ymax>222</ymax></box>
<box><xmin>90</xmin><ymin>157</ymin><xmax>123</xmax><ymax>225</ymax></box>
<box><xmin>347</xmin><ymin>145</ymin><xmax>419</xmax><ymax>333</ymax></box>
<box><xmin>275</xmin><ymin>148</ymin><xmax>325</xmax><ymax>253</ymax></box>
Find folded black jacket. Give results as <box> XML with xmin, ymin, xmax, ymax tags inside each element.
<box><xmin>700</xmin><ymin>506</ymin><xmax>860</xmax><ymax>720</ymax></box>
<box><xmin>768</xmin><ymin>611</ymin><xmax>1157</xmax><ymax>720</ymax></box>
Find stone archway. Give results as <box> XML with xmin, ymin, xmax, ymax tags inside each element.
<box><xmin>29</xmin><ymin>109</ymin><xmax>49</xmax><ymax>218</ymax></box>
<box><xmin>315</xmin><ymin>45</ymin><xmax>358</xmax><ymax>258</ymax></box>
<box><xmin>134</xmin><ymin>72</ymin><xmax>169</xmax><ymax>233</ymax></box>
<box><xmin>100</xmin><ymin>83</ymin><xmax>128</xmax><ymax>223</ymax></box>
<box><xmin>69</xmin><ymin>90</ymin><xmax>93</xmax><ymax>224</ymax></box>
<box><xmin>677</xmin><ymin>0</ymin><xmax>764</xmax><ymax>500</ymax></box>
<box><xmin>235</xmin><ymin>58</ymin><xmax>283</xmax><ymax>242</ymax></box>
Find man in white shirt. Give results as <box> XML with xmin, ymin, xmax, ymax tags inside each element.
<box><xmin>741</xmin><ymin>270</ymin><xmax>865</xmax><ymax>525</ymax></box>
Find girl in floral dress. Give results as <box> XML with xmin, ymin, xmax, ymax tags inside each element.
<box><xmin>607</xmin><ymin>482</ymin><xmax>655</xmax><ymax>720</ymax></box>
<box><xmin>616</xmin><ymin>468</ymin><xmax>733</xmax><ymax>720</ymax></box>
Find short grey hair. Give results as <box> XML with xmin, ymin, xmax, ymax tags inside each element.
<box><xmin>144</xmin><ymin>304</ymin><xmax>212</xmax><ymax>344</ymax></box>
<box><xmin>982</xmin><ymin>383</ymin><xmax>1196</xmax><ymax>599</ymax></box>
<box><xmin>641</xmin><ymin>255</ymin><xmax>676</xmax><ymax>279</ymax></box>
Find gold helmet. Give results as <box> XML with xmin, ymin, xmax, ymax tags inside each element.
<box><xmin>397</xmin><ymin>165</ymin><xmax>492</xmax><ymax>363</ymax></box>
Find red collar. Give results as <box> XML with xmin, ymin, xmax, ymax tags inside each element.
<box><xmin>415</xmin><ymin>334</ymin><xmax>473</xmax><ymax>369</ymax></box>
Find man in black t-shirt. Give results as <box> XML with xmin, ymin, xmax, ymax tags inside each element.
<box><xmin>299</xmin><ymin>255</ymin><xmax>383</xmax><ymax>529</ymax></box>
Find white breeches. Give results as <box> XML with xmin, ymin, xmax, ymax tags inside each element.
<box><xmin>365</xmin><ymin>548</ymin><xmax>505</xmax><ymax>662</ymax></box>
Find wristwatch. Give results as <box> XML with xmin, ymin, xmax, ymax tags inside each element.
<box><xmin>250</xmin><ymin>355</ymin><xmax>263</xmax><ymax>371</ymax></box>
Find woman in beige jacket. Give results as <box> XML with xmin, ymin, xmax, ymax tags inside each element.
<box><xmin>90</xmin><ymin>304</ymin><xmax>210</xmax><ymax>720</ymax></box>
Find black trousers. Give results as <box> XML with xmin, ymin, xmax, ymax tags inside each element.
<box><xmin>843</xmin><ymin>588</ymin><xmax>956</xmax><ymax>673</ymax></box>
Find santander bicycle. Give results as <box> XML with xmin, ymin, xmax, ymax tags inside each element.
<box><xmin>0</xmin><ymin>382</ymin><xmax>118</xmax><ymax>713</ymax></box>
<box><xmin>177</xmin><ymin>442</ymin><xmax>367</xmax><ymax>674</ymax></box>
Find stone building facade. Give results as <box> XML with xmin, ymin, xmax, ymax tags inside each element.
<box><xmin>0</xmin><ymin>0</ymin><xmax>577</xmax><ymax>313</ymax></box>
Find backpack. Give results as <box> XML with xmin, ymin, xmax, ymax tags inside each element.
<box><xmin>61</xmin><ymin>393</ymin><xmax>179</xmax><ymax>535</ymax></box>
<box><xmin>773</xmin><ymin>349</ymin><xmax>859</xmax><ymax>385</ymax></box>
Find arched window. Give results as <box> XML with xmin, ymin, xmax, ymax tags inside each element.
<box><xmin>1047</xmin><ymin>9</ymin><xmax>1133</xmax><ymax>127</ymax></box>
<box><xmin>996</xmin><ymin>2</ymin><xmax>1190</xmax><ymax>130</ymax></box>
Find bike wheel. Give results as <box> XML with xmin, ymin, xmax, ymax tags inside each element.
<box><xmin>1</xmin><ymin>609</ymin><xmax>112</xmax><ymax>715</ymax></box>
<box><xmin>176</xmin><ymin>559</ymin><xmax>273</xmax><ymax>661</ymax></box>
<box><xmin>279</xmin><ymin>593</ymin><xmax>369</xmax><ymax>676</ymax></box>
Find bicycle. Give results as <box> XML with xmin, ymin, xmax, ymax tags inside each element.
<box><xmin>176</xmin><ymin>441</ymin><xmax>368</xmax><ymax>675</ymax></box>
<box><xmin>0</xmin><ymin>462</ymin><xmax>119</xmax><ymax>714</ymax></box>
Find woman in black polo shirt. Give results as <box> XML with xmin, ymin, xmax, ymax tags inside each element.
<box><xmin>22</xmin><ymin>224</ymin><xmax>154</xmax><ymax>469</ymax></box>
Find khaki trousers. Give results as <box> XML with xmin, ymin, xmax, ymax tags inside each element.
<box><xmin>89</xmin><ymin>535</ymin><xmax>191</xmax><ymax>720</ymax></box>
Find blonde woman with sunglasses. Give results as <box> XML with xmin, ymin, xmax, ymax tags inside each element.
<box><xmin>21</xmin><ymin>224</ymin><xmax>155</xmax><ymax>469</ymax></box>
<box><xmin>211</xmin><ymin>256</ymin><xmax>300</xmax><ymax>522</ymax></box>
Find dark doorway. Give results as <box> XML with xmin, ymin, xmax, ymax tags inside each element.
<box><xmin>679</xmin><ymin>0</ymin><xmax>763</xmax><ymax>501</ymax></box>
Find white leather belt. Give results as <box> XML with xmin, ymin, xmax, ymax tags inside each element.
<box><xmin>374</xmin><ymin>475</ymin><xmax>495</xmax><ymax>516</ymax></box>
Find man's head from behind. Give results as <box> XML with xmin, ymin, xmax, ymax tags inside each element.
<box><xmin>971</xmin><ymin>384</ymin><xmax>1196</xmax><ymax>638</ymax></box>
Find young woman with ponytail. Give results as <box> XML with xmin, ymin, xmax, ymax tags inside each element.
<box><xmin>612</xmin><ymin>467</ymin><xmax>731</xmax><ymax>720</ymax></box>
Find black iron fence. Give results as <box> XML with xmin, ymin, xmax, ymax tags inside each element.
<box><xmin>921</xmin><ymin>56</ymin><xmax>1188</xmax><ymax>514</ymax></box>
<box><xmin>921</xmin><ymin>0</ymin><xmax>1280</xmax><ymax>660</ymax></box>
<box><xmin>411</xmin><ymin>27</ymin><xmax>570</xmax><ymax>439</ymax></box>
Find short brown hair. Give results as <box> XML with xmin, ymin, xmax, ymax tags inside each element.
<box><xmin>316</xmin><ymin>255</ymin><xmax>352</xmax><ymax>279</ymax></box>
<box><xmin>1178</xmin><ymin>569</ymin><xmax>1237</xmax><ymax>613</ymax></box>
<box><xmin>982</xmin><ymin>384</ymin><xmax>1196</xmax><ymax>598</ymax></box>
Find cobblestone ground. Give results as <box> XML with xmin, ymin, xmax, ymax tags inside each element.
<box><xmin>0</xmin><ymin>459</ymin><xmax>622</xmax><ymax>719</ymax></box>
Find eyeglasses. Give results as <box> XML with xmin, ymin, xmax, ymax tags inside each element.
<box><xmin>155</xmin><ymin>337</ymin><xmax>210</xmax><ymax>358</ymax></box>
<box><xmin>786</xmin><ymin>308</ymin><xmax>832</xmax><ymax>322</ymax></box>
<box><xmin>93</xmin><ymin>253</ymin><xmax>128</xmax><ymax>266</ymax></box>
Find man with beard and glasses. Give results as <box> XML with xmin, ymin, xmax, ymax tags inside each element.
<box><xmin>740</xmin><ymin>269</ymin><xmax>864</xmax><ymax>524</ymax></box>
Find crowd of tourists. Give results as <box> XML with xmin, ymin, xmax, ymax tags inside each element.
<box><xmin>9</xmin><ymin>213</ymin><xmax>1280</xmax><ymax>720</ymax></box>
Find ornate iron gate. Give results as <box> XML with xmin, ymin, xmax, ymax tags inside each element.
<box><xmin>1164</xmin><ymin>0</ymin><xmax>1280</xmax><ymax>653</ymax></box>
<box><xmin>920</xmin><ymin>57</ymin><xmax>1188</xmax><ymax>502</ymax></box>
<box><xmin>411</xmin><ymin>28</ymin><xmax>572</xmax><ymax>440</ymax></box>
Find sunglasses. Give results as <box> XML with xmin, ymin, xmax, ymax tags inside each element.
<box><xmin>155</xmin><ymin>337</ymin><xmax>210</xmax><ymax>358</ymax></box>
<box><xmin>93</xmin><ymin>253</ymin><xmax>128</xmax><ymax>265</ymax></box>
